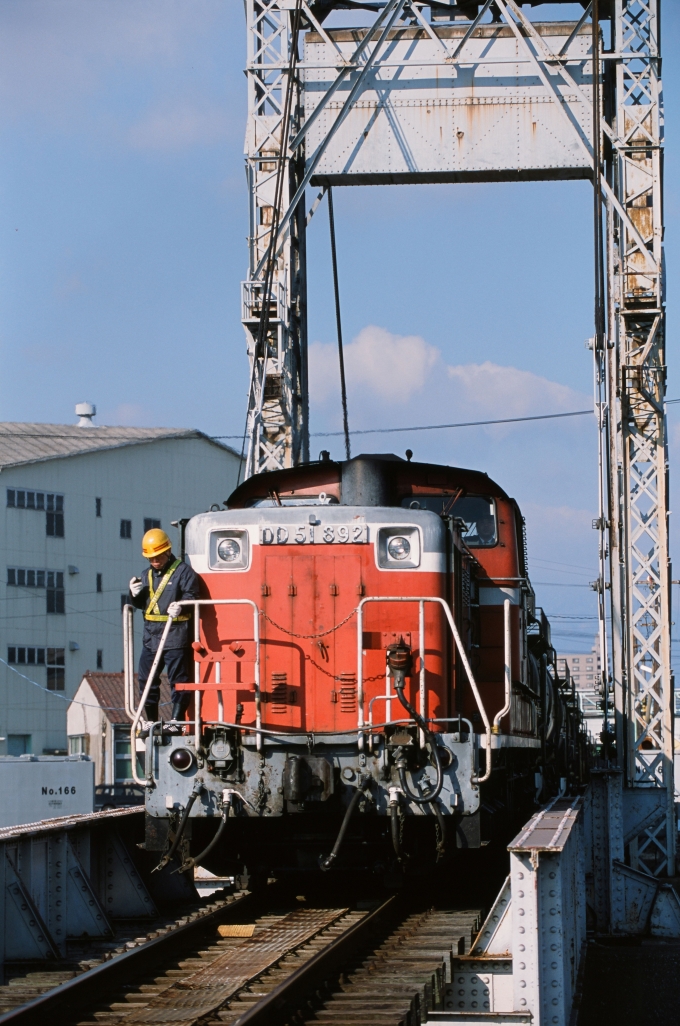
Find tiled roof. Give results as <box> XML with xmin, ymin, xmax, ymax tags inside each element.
<box><xmin>79</xmin><ymin>672</ymin><xmax>173</xmax><ymax>724</ymax></box>
<box><xmin>0</xmin><ymin>422</ymin><xmax>239</xmax><ymax>469</ymax></box>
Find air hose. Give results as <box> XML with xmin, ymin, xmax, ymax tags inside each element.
<box><xmin>155</xmin><ymin>781</ymin><xmax>203</xmax><ymax>872</ymax></box>
<box><xmin>432</xmin><ymin>799</ymin><xmax>446</xmax><ymax>862</ymax></box>
<box><xmin>321</xmin><ymin>779</ymin><xmax>366</xmax><ymax>871</ymax></box>
<box><xmin>388</xmin><ymin>642</ymin><xmax>444</xmax><ymax>805</ymax></box>
<box><xmin>177</xmin><ymin>808</ymin><xmax>228</xmax><ymax>874</ymax></box>
<box><xmin>389</xmin><ymin>788</ymin><xmax>403</xmax><ymax>860</ymax></box>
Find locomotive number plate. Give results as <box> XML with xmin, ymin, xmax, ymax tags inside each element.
<box><xmin>260</xmin><ymin>524</ymin><xmax>368</xmax><ymax>545</ymax></box>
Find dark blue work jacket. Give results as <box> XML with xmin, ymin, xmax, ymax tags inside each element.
<box><xmin>129</xmin><ymin>555</ymin><xmax>200</xmax><ymax>652</ymax></box>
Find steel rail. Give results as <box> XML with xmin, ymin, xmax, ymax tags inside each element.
<box><xmin>0</xmin><ymin>890</ymin><xmax>254</xmax><ymax>1026</ymax></box>
<box><xmin>230</xmin><ymin>895</ymin><xmax>397</xmax><ymax>1026</ymax></box>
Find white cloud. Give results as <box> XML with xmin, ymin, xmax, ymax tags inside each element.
<box><xmin>309</xmin><ymin>324</ymin><xmax>589</xmax><ymax>427</ymax></box>
<box><xmin>310</xmin><ymin>325</ymin><xmax>439</xmax><ymax>404</ymax></box>
<box><xmin>447</xmin><ymin>360</ymin><xmax>583</xmax><ymax>416</ymax></box>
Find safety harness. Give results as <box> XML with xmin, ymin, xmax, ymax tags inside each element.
<box><xmin>145</xmin><ymin>559</ymin><xmax>190</xmax><ymax>622</ymax></box>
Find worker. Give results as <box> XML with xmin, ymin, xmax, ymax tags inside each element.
<box><xmin>129</xmin><ymin>528</ymin><xmax>200</xmax><ymax>725</ymax></box>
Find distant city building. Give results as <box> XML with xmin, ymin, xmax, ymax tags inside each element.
<box><xmin>556</xmin><ymin>635</ymin><xmax>604</xmax><ymax>739</ymax></box>
<box><xmin>0</xmin><ymin>411</ymin><xmax>241</xmax><ymax>757</ymax></box>
<box><xmin>68</xmin><ymin>672</ymin><xmax>171</xmax><ymax>786</ymax></box>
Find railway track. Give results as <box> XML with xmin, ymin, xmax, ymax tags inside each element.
<box><xmin>0</xmin><ymin>879</ymin><xmax>484</xmax><ymax>1026</ymax></box>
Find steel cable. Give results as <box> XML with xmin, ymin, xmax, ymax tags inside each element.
<box><xmin>327</xmin><ymin>185</ymin><xmax>351</xmax><ymax>460</ymax></box>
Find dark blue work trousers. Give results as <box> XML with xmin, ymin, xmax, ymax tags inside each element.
<box><xmin>138</xmin><ymin>645</ymin><xmax>192</xmax><ymax>711</ymax></box>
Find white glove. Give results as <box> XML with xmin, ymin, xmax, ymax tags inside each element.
<box><xmin>167</xmin><ymin>601</ymin><xmax>183</xmax><ymax>618</ymax></box>
<box><xmin>129</xmin><ymin>577</ymin><xmax>143</xmax><ymax>598</ymax></box>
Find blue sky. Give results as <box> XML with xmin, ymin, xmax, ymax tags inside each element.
<box><xmin>0</xmin><ymin>1</ymin><xmax>678</xmax><ymax>652</ymax></box>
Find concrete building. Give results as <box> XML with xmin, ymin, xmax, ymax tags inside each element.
<box><xmin>556</xmin><ymin>635</ymin><xmax>603</xmax><ymax>740</ymax></box>
<box><xmin>0</xmin><ymin>410</ymin><xmax>241</xmax><ymax>756</ymax></box>
<box><xmin>67</xmin><ymin>672</ymin><xmax>171</xmax><ymax>786</ymax></box>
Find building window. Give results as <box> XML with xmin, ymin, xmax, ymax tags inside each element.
<box><xmin>7</xmin><ymin>567</ymin><xmax>48</xmax><ymax>588</ymax></box>
<box><xmin>7</xmin><ymin>735</ymin><xmax>31</xmax><ymax>756</ymax></box>
<box><xmin>8</xmin><ymin>646</ymin><xmax>46</xmax><ymax>665</ymax></box>
<box><xmin>68</xmin><ymin>734</ymin><xmax>88</xmax><ymax>755</ymax></box>
<box><xmin>144</xmin><ymin>518</ymin><xmax>161</xmax><ymax>532</ymax></box>
<box><xmin>47</xmin><ymin>648</ymin><xmax>65</xmax><ymax>691</ymax></box>
<box><xmin>95</xmin><ymin>497</ymin><xmax>102</xmax><ymax>518</ymax></box>
<box><xmin>114</xmin><ymin>726</ymin><xmax>144</xmax><ymax>782</ymax></box>
<box><xmin>96</xmin><ymin>649</ymin><xmax>103</xmax><ymax>669</ymax></box>
<box><xmin>46</xmin><ymin>494</ymin><xmax>65</xmax><ymax>537</ymax></box>
<box><xmin>46</xmin><ymin>572</ymin><xmax>65</xmax><ymax>614</ymax></box>
<box><xmin>120</xmin><ymin>519</ymin><xmax>132</xmax><ymax>539</ymax></box>
<box><xmin>7</xmin><ymin>489</ymin><xmax>49</xmax><ymax>510</ymax></box>
<box><xmin>96</xmin><ymin>573</ymin><xmax>102</xmax><ymax>593</ymax></box>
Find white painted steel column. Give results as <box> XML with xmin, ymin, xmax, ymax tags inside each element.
<box><xmin>509</xmin><ymin>799</ymin><xmax>586</xmax><ymax>1026</ymax></box>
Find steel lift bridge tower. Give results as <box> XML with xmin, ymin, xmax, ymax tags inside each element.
<box><xmin>242</xmin><ymin>0</ymin><xmax>672</xmax><ymax>888</ymax></box>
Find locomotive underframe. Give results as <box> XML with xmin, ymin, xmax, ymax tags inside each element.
<box><xmin>143</xmin><ymin>730</ymin><xmax>542</xmax><ymax>873</ymax></box>
<box><xmin>146</xmin><ymin>728</ymin><xmax>481</xmax><ymax>819</ymax></box>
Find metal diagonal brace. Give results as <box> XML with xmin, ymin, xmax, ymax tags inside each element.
<box><xmin>449</xmin><ymin>0</ymin><xmax>495</xmax><ymax>62</ymax></box>
<box><xmin>494</xmin><ymin>0</ymin><xmax>657</xmax><ymax>274</ymax></box>
<box><xmin>254</xmin><ymin>0</ymin><xmax>407</xmax><ymax>280</ymax></box>
<box><xmin>504</xmin><ymin>0</ymin><xmax>625</xmax><ymax>153</ymax></box>
<box><xmin>289</xmin><ymin>0</ymin><xmax>403</xmax><ymax>153</ymax></box>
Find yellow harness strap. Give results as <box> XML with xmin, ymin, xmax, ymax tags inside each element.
<box><xmin>145</xmin><ymin>559</ymin><xmax>190</xmax><ymax>622</ymax></box>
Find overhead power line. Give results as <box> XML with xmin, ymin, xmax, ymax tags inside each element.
<box><xmin>212</xmin><ymin>408</ymin><xmax>593</xmax><ymax>441</ymax></box>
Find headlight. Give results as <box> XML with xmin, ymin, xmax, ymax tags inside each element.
<box><xmin>217</xmin><ymin>537</ymin><xmax>241</xmax><ymax>562</ymax></box>
<box><xmin>387</xmin><ymin>536</ymin><xmax>411</xmax><ymax>560</ymax></box>
<box><xmin>170</xmin><ymin>748</ymin><xmax>194</xmax><ymax>772</ymax></box>
<box><xmin>377</xmin><ymin>526</ymin><xmax>421</xmax><ymax>569</ymax></box>
<box><xmin>210</xmin><ymin>529</ymin><xmax>249</xmax><ymax>570</ymax></box>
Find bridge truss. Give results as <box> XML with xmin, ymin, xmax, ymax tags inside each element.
<box><xmin>242</xmin><ymin>0</ymin><xmax>672</xmax><ymax>879</ymax></box>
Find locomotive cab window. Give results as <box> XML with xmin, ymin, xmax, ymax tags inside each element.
<box><xmin>246</xmin><ymin>493</ymin><xmax>339</xmax><ymax>507</ymax></box>
<box><xmin>402</xmin><ymin>495</ymin><xmax>497</xmax><ymax>547</ymax></box>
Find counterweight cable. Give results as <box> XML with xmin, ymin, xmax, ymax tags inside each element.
<box><xmin>327</xmin><ymin>185</ymin><xmax>351</xmax><ymax>460</ymax></box>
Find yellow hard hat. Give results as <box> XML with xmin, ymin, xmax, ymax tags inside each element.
<box><xmin>142</xmin><ymin>528</ymin><xmax>171</xmax><ymax>559</ymax></box>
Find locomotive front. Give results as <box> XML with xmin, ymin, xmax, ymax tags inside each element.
<box><xmin>137</xmin><ymin>454</ymin><xmax>569</xmax><ymax>876</ymax></box>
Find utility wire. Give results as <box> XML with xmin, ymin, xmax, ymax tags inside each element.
<box><xmin>213</xmin><ymin>408</ymin><xmax>593</xmax><ymax>440</ymax></box>
<box><xmin>327</xmin><ymin>185</ymin><xmax>351</xmax><ymax>460</ymax></box>
<box><xmin>311</xmin><ymin>408</ymin><xmax>593</xmax><ymax>438</ymax></box>
<box><xmin>213</xmin><ymin>408</ymin><xmax>592</xmax><ymax>440</ymax></box>
<box><xmin>0</xmin><ymin>656</ymin><xmax>170</xmax><ymax>713</ymax></box>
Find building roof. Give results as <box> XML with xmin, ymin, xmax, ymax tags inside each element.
<box><xmin>0</xmin><ymin>423</ymin><xmax>240</xmax><ymax>470</ymax></box>
<box><xmin>77</xmin><ymin>672</ymin><xmax>173</xmax><ymax>725</ymax></box>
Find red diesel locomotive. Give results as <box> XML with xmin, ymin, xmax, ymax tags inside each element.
<box><xmin>138</xmin><ymin>454</ymin><xmax>586</xmax><ymax>877</ymax></box>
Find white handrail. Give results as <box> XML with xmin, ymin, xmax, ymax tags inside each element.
<box><xmin>493</xmin><ymin>599</ymin><xmax>512</xmax><ymax>733</ymax></box>
<box><xmin>130</xmin><ymin>615</ymin><xmax>175</xmax><ymax>786</ymax></box>
<box><xmin>357</xmin><ymin>595</ymin><xmax>493</xmax><ymax>783</ymax></box>
<box><xmin>180</xmin><ymin>599</ymin><xmax>261</xmax><ymax>751</ymax></box>
<box><xmin>129</xmin><ymin>598</ymin><xmax>263</xmax><ymax>788</ymax></box>
<box><xmin>122</xmin><ymin>604</ymin><xmax>135</xmax><ymax>720</ymax></box>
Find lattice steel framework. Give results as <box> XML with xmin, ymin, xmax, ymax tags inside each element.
<box><xmin>606</xmin><ymin>0</ymin><xmax>672</xmax><ymax>875</ymax></box>
<box><xmin>243</xmin><ymin>0</ymin><xmax>308</xmax><ymax>477</ymax></box>
<box><xmin>240</xmin><ymin>0</ymin><xmax>672</xmax><ymax>871</ymax></box>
